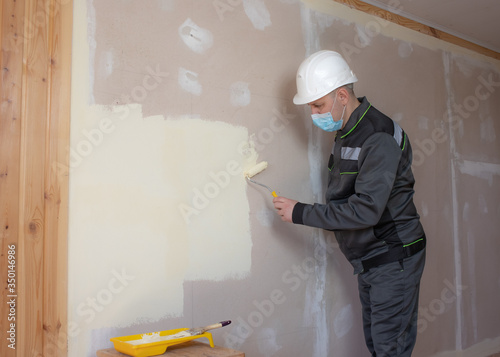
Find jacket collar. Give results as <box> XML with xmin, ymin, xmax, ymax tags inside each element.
<box><xmin>338</xmin><ymin>97</ymin><xmax>371</xmax><ymax>138</ymax></box>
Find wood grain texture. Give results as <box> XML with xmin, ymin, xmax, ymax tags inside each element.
<box><xmin>1</xmin><ymin>1</ymin><xmax>26</xmax><ymax>356</ymax></box>
<box><xmin>331</xmin><ymin>0</ymin><xmax>500</xmax><ymax>60</ymax></box>
<box><xmin>0</xmin><ymin>0</ymin><xmax>72</xmax><ymax>356</ymax></box>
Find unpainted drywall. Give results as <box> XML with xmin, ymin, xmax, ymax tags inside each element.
<box><xmin>68</xmin><ymin>0</ymin><xmax>500</xmax><ymax>356</ymax></box>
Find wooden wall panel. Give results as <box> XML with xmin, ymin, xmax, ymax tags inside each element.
<box><xmin>0</xmin><ymin>1</ymin><xmax>72</xmax><ymax>356</ymax></box>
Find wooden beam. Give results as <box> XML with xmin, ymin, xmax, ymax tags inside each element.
<box><xmin>332</xmin><ymin>0</ymin><xmax>500</xmax><ymax>61</ymax></box>
<box><xmin>1</xmin><ymin>0</ymin><xmax>26</xmax><ymax>356</ymax></box>
<box><xmin>1</xmin><ymin>0</ymin><xmax>72</xmax><ymax>356</ymax></box>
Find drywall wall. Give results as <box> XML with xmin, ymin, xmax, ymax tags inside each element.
<box><xmin>68</xmin><ymin>0</ymin><xmax>500</xmax><ymax>356</ymax></box>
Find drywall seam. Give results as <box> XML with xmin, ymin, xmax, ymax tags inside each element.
<box><xmin>299</xmin><ymin>5</ymin><xmax>332</xmax><ymax>356</ymax></box>
<box><xmin>300</xmin><ymin>0</ymin><xmax>500</xmax><ymax>66</ymax></box>
<box><xmin>442</xmin><ymin>51</ymin><xmax>462</xmax><ymax>351</ymax></box>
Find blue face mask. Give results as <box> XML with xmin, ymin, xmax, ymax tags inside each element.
<box><xmin>311</xmin><ymin>95</ymin><xmax>346</xmax><ymax>132</ymax></box>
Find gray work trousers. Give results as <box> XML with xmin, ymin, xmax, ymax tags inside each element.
<box><xmin>357</xmin><ymin>249</ymin><xmax>426</xmax><ymax>356</ymax></box>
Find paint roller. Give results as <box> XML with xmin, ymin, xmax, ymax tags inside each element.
<box><xmin>244</xmin><ymin>161</ymin><xmax>277</xmax><ymax>197</ymax></box>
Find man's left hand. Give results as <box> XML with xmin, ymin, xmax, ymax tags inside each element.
<box><xmin>273</xmin><ymin>196</ymin><xmax>298</xmax><ymax>223</ymax></box>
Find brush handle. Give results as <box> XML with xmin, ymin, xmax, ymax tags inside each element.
<box><xmin>202</xmin><ymin>320</ymin><xmax>231</xmax><ymax>331</ymax></box>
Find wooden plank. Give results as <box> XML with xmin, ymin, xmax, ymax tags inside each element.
<box><xmin>17</xmin><ymin>0</ymin><xmax>50</xmax><ymax>355</ymax></box>
<box><xmin>42</xmin><ymin>0</ymin><xmax>72</xmax><ymax>356</ymax></box>
<box><xmin>0</xmin><ymin>0</ymin><xmax>25</xmax><ymax>356</ymax></box>
<box><xmin>331</xmin><ymin>0</ymin><xmax>500</xmax><ymax>61</ymax></box>
<box><xmin>97</xmin><ymin>341</ymin><xmax>245</xmax><ymax>357</ymax></box>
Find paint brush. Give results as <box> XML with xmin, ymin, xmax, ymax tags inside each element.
<box><xmin>244</xmin><ymin>161</ymin><xmax>278</xmax><ymax>197</ymax></box>
<box><xmin>126</xmin><ymin>321</ymin><xmax>232</xmax><ymax>345</ymax></box>
<box><xmin>165</xmin><ymin>320</ymin><xmax>231</xmax><ymax>340</ymax></box>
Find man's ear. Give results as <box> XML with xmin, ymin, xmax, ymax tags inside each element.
<box><xmin>337</xmin><ymin>87</ymin><xmax>349</xmax><ymax>105</ymax></box>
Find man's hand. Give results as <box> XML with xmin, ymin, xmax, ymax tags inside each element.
<box><xmin>273</xmin><ymin>196</ymin><xmax>298</xmax><ymax>223</ymax></box>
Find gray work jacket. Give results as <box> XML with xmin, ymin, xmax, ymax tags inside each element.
<box><xmin>292</xmin><ymin>97</ymin><xmax>426</xmax><ymax>274</ymax></box>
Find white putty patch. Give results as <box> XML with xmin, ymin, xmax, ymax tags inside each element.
<box><xmin>392</xmin><ymin>112</ymin><xmax>403</xmax><ymax>122</ymax></box>
<box><xmin>462</xmin><ymin>202</ymin><xmax>470</xmax><ymax>222</ymax></box>
<box><xmin>178</xmin><ymin>18</ymin><xmax>213</xmax><ymax>54</ymax></box>
<box><xmin>230</xmin><ymin>81</ymin><xmax>251</xmax><ymax>107</ymax></box>
<box><xmin>418</xmin><ymin>115</ymin><xmax>429</xmax><ymax>130</ymax></box>
<box><xmin>300</xmin><ymin>5</ymin><xmax>335</xmax><ymax>56</ymax></box>
<box><xmin>257</xmin><ymin>327</ymin><xmax>282</xmax><ymax>355</ymax></box>
<box><xmin>480</xmin><ymin>116</ymin><xmax>496</xmax><ymax>142</ymax></box>
<box><xmin>420</xmin><ymin>201</ymin><xmax>428</xmax><ymax>217</ymax></box>
<box><xmin>334</xmin><ymin>304</ymin><xmax>354</xmax><ymax>338</ymax></box>
<box><xmin>256</xmin><ymin>207</ymin><xmax>275</xmax><ymax>227</ymax></box>
<box><xmin>355</xmin><ymin>23</ymin><xmax>372</xmax><ymax>47</ymax></box>
<box><xmin>178</xmin><ymin>67</ymin><xmax>202</xmax><ymax>95</ymax></box>
<box><xmin>157</xmin><ymin>0</ymin><xmax>174</xmax><ymax>11</ymax></box>
<box><xmin>457</xmin><ymin>160</ymin><xmax>500</xmax><ymax>187</ymax></box>
<box><xmin>478</xmin><ymin>194</ymin><xmax>488</xmax><ymax>214</ymax></box>
<box><xmin>398</xmin><ymin>41</ymin><xmax>413</xmax><ymax>58</ymax></box>
<box><xmin>242</xmin><ymin>0</ymin><xmax>272</xmax><ymax>31</ymax></box>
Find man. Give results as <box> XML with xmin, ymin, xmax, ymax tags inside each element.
<box><xmin>273</xmin><ymin>50</ymin><xmax>426</xmax><ymax>356</ymax></box>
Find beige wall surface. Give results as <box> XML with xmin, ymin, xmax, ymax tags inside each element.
<box><xmin>68</xmin><ymin>0</ymin><xmax>500</xmax><ymax>356</ymax></box>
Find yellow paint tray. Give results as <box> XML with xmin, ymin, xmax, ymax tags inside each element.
<box><xmin>110</xmin><ymin>328</ymin><xmax>214</xmax><ymax>357</ymax></box>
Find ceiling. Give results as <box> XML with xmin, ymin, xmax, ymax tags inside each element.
<box><xmin>359</xmin><ymin>0</ymin><xmax>500</xmax><ymax>54</ymax></box>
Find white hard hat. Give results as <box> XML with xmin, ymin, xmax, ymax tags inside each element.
<box><xmin>293</xmin><ymin>50</ymin><xmax>358</xmax><ymax>105</ymax></box>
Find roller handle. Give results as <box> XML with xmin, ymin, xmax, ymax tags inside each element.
<box><xmin>271</xmin><ymin>191</ymin><xmax>277</xmax><ymax>197</ymax></box>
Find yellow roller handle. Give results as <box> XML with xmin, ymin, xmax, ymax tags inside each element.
<box><xmin>271</xmin><ymin>191</ymin><xmax>277</xmax><ymax>197</ymax></box>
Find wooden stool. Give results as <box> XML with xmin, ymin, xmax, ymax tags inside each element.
<box><xmin>96</xmin><ymin>341</ymin><xmax>244</xmax><ymax>357</ymax></box>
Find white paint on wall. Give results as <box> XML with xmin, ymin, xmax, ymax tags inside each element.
<box><xmin>457</xmin><ymin>160</ymin><xmax>500</xmax><ymax>187</ymax></box>
<box><xmin>230</xmin><ymin>81</ymin><xmax>251</xmax><ymax>107</ymax></box>
<box><xmin>398</xmin><ymin>41</ymin><xmax>413</xmax><ymax>58</ymax></box>
<box><xmin>242</xmin><ymin>0</ymin><xmax>272</xmax><ymax>31</ymax></box>
<box><xmin>392</xmin><ymin>112</ymin><xmax>403</xmax><ymax>122</ymax></box>
<box><xmin>157</xmin><ymin>0</ymin><xmax>174</xmax><ymax>11</ymax></box>
<box><xmin>355</xmin><ymin>23</ymin><xmax>372</xmax><ymax>47</ymax></box>
<box><xmin>256</xmin><ymin>207</ymin><xmax>275</xmax><ymax>227</ymax></box>
<box><xmin>418</xmin><ymin>115</ymin><xmax>429</xmax><ymax>130</ymax></box>
<box><xmin>462</xmin><ymin>202</ymin><xmax>470</xmax><ymax>222</ymax></box>
<box><xmin>257</xmin><ymin>327</ymin><xmax>282</xmax><ymax>355</ymax></box>
<box><xmin>478</xmin><ymin>194</ymin><xmax>488</xmax><ymax>214</ymax></box>
<box><xmin>479</xmin><ymin>116</ymin><xmax>496</xmax><ymax>142</ymax></box>
<box><xmin>178</xmin><ymin>18</ymin><xmax>214</xmax><ymax>54</ymax></box>
<box><xmin>420</xmin><ymin>201</ymin><xmax>428</xmax><ymax>217</ymax></box>
<box><xmin>178</xmin><ymin>67</ymin><xmax>202</xmax><ymax>95</ymax></box>
<box><xmin>334</xmin><ymin>304</ymin><xmax>354</xmax><ymax>338</ymax></box>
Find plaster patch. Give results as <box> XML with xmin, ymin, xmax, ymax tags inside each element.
<box><xmin>178</xmin><ymin>67</ymin><xmax>202</xmax><ymax>95</ymax></box>
<box><xmin>230</xmin><ymin>81</ymin><xmax>251</xmax><ymax>107</ymax></box>
<box><xmin>418</xmin><ymin>115</ymin><xmax>429</xmax><ymax>130</ymax></box>
<box><xmin>479</xmin><ymin>116</ymin><xmax>496</xmax><ymax>142</ymax></box>
<box><xmin>392</xmin><ymin>112</ymin><xmax>403</xmax><ymax>122</ymax></box>
<box><xmin>257</xmin><ymin>327</ymin><xmax>282</xmax><ymax>355</ymax></box>
<box><xmin>457</xmin><ymin>160</ymin><xmax>500</xmax><ymax>187</ymax></box>
<box><xmin>334</xmin><ymin>304</ymin><xmax>354</xmax><ymax>338</ymax></box>
<box><xmin>478</xmin><ymin>194</ymin><xmax>488</xmax><ymax>214</ymax></box>
<box><xmin>178</xmin><ymin>18</ymin><xmax>214</xmax><ymax>54</ymax></box>
<box><xmin>398</xmin><ymin>41</ymin><xmax>413</xmax><ymax>58</ymax></box>
<box><xmin>242</xmin><ymin>0</ymin><xmax>272</xmax><ymax>31</ymax></box>
<box><xmin>256</xmin><ymin>207</ymin><xmax>275</xmax><ymax>227</ymax></box>
<box><xmin>462</xmin><ymin>202</ymin><xmax>470</xmax><ymax>222</ymax></box>
<box><xmin>420</xmin><ymin>201</ymin><xmax>428</xmax><ymax>217</ymax></box>
<box><xmin>158</xmin><ymin>0</ymin><xmax>174</xmax><ymax>11</ymax></box>
<box><xmin>355</xmin><ymin>24</ymin><xmax>371</xmax><ymax>47</ymax></box>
